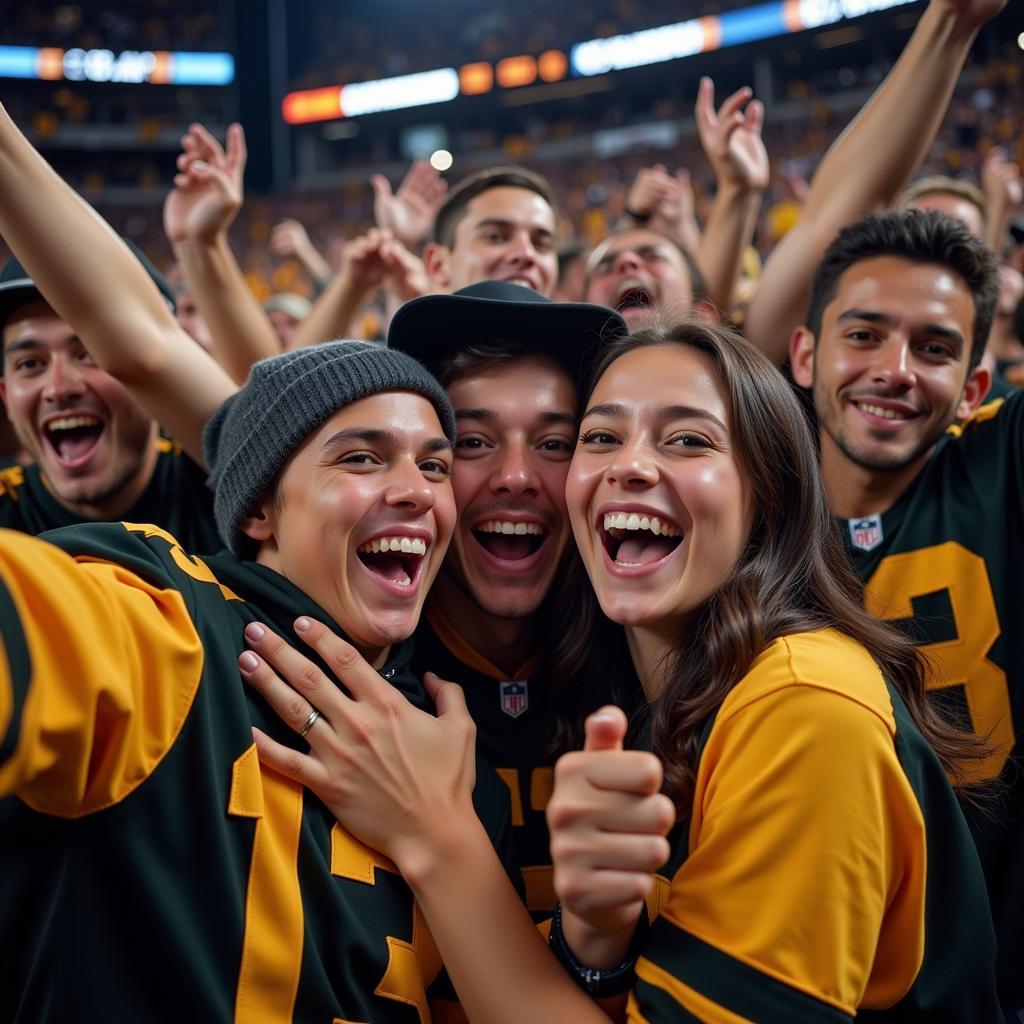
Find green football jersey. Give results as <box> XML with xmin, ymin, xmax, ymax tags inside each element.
<box><xmin>0</xmin><ymin>435</ymin><xmax>221</xmax><ymax>551</ymax></box>
<box><xmin>841</xmin><ymin>391</ymin><xmax>1023</xmax><ymax>1007</ymax></box>
<box><xmin>412</xmin><ymin>602</ymin><xmax>556</xmax><ymax>916</ymax></box>
<box><xmin>0</xmin><ymin>522</ymin><xmax>514</xmax><ymax>1023</ymax></box>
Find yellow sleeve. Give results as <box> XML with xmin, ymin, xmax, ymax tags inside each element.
<box><xmin>633</xmin><ymin>681</ymin><xmax>926</xmax><ymax>1021</ymax></box>
<box><xmin>0</xmin><ymin>529</ymin><xmax>205</xmax><ymax>816</ymax></box>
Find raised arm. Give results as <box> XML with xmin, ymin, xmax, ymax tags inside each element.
<box><xmin>692</xmin><ymin>77</ymin><xmax>768</xmax><ymax>314</ymax></box>
<box><xmin>981</xmin><ymin>146</ymin><xmax>1022</xmax><ymax>254</ymax></box>
<box><xmin>0</xmin><ymin>104</ymin><xmax>234</xmax><ymax>464</ymax></box>
<box><xmin>372</xmin><ymin>158</ymin><xmax>449</xmax><ymax>251</ymax></box>
<box><xmin>622</xmin><ymin>164</ymin><xmax>702</xmax><ymax>256</ymax></box>
<box><xmin>165</xmin><ymin>122</ymin><xmax>281</xmax><ymax>384</ymax></box>
<box><xmin>270</xmin><ymin>218</ymin><xmax>334</xmax><ymax>291</ymax></box>
<box><xmin>286</xmin><ymin>228</ymin><xmax>428</xmax><ymax>349</ymax></box>
<box><xmin>745</xmin><ymin>0</ymin><xmax>1007</xmax><ymax>363</ymax></box>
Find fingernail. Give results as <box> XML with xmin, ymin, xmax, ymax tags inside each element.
<box><xmin>245</xmin><ymin>622</ymin><xmax>265</xmax><ymax>641</ymax></box>
<box><xmin>239</xmin><ymin>651</ymin><xmax>259</xmax><ymax>672</ymax></box>
<box><xmin>294</xmin><ymin>616</ymin><xmax>311</xmax><ymax>633</ymax></box>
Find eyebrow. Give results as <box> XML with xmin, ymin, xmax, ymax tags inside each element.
<box><xmin>3</xmin><ymin>335</ymin><xmax>82</xmax><ymax>357</ymax></box>
<box><xmin>582</xmin><ymin>401</ymin><xmax>727</xmax><ymax>432</ymax></box>
<box><xmin>321</xmin><ymin>427</ymin><xmax>452</xmax><ymax>455</ymax></box>
<box><xmin>837</xmin><ymin>308</ymin><xmax>965</xmax><ymax>346</ymax></box>
<box><xmin>3</xmin><ymin>339</ymin><xmax>41</xmax><ymax>357</ymax></box>
<box><xmin>472</xmin><ymin>218</ymin><xmax>553</xmax><ymax>238</ymax></box>
<box><xmin>455</xmin><ymin>408</ymin><xmax>577</xmax><ymax>428</ymax></box>
<box><xmin>594</xmin><ymin>244</ymin><xmax>667</xmax><ymax>270</ymax></box>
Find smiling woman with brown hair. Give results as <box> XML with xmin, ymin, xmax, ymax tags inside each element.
<box><xmin>543</xmin><ymin>319</ymin><xmax>998</xmax><ymax>1022</ymax></box>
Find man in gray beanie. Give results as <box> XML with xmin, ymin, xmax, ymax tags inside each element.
<box><xmin>0</xmin><ymin>340</ymin><xmax>517</xmax><ymax>1022</ymax></box>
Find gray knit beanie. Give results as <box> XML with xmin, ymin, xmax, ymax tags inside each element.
<box><xmin>203</xmin><ymin>340</ymin><xmax>456</xmax><ymax>555</ymax></box>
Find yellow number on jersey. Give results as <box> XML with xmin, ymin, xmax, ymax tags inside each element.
<box><xmin>865</xmin><ymin>541</ymin><xmax>1013</xmax><ymax>782</ymax></box>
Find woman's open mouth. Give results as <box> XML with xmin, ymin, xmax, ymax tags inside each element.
<box><xmin>42</xmin><ymin>414</ymin><xmax>105</xmax><ymax>469</ymax></box>
<box><xmin>356</xmin><ymin>535</ymin><xmax>428</xmax><ymax>589</ymax></box>
<box><xmin>600</xmin><ymin>511</ymin><xmax>683</xmax><ymax>567</ymax></box>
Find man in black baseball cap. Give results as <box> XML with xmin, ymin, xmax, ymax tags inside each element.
<box><xmin>388</xmin><ymin>278</ymin><xmax>626</xmax><ymax>917</ymax></box>
<box><xmin>0</xmin><ymin>244</ymin><xmax>224</xmax><ymax>549</ymax></box>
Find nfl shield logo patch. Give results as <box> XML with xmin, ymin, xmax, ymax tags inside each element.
<box><xmin>500</xmin><ymin>679</ymin><xmax>529</xmax><ymax>719</ymax></box>
<box><xmin>848</xmin><ymin>514</ymin><xmax>883</xmax><ymax>552</ymax></box>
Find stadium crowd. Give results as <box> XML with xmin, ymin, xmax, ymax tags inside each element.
<box><xmin>0</xmin><ymin>0</ymin><xmax>1022</xmax><ymax>1020</ymax></box>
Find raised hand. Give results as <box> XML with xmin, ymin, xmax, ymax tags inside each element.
<box><xmin>547</xmin><ymin>706</ymin><xmax>674</xmax><ymax>966</ymax></box>
<box><xmin>696</xmin><ymin>77</ymin><xmax>769</xmax><ymax>193</ymax></box>
<box><xmin>931</xmin><ymin>0</ymin><xmax>1007</xmax><ymax>31</ymax></box>
<box><xmin>270</xmin><ymin>218</ymin><xmax>316</xmax><ymax>261</ymax></box>
<box><xmin>239</xmin><ymin>617</ymin><xmax>477</xmax><ymax>869</ymax></box>
<box><xmin>625</xmin><ymin>164</ymin><xmax>679</xmax><ymax>221</ymax></box>
<box><xmin>982</xmin><ymin>147</ymin><xmax>1022</xmax><ymax>214</ymax></box>
<box><xmin>371</xmin><ymin>158</ymin><xmax>449</xmax><ymax>249</ymax></box>
<box><xmin>271</xmin><ymin>218</ymin><xmax>333</xmax><ymax>283</ymax></box>
<box><xmin>625</xmin><ymin>164</ymin><xmax>701</xmax><ymax>252</ymax></box>
<box><xmin>163</xmin><ymin>122</ymin><xmax>247</xmax><ymax>244</ymax></box>
<box><xmin>341</xmin><ymin>227</ymin><xmax>428</xmax><ymax>299</ymax></box>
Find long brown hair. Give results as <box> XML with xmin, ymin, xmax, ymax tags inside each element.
<box><xmin>548</xmin><ymin>320</ymin><xmax>987</xmax><ymax>811</ymax></box>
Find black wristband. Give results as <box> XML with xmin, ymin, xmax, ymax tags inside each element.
<box><xmin>623</xmin><ymin>206</ymin><xmax>652</xmax><ymax>224</ymax></box>
<box><xmin>548</xmin><ymin>901</ymin><xmax>648</xmax><ymax>998</ymax></box>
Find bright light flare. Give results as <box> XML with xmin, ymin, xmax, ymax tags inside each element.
<box><xmin>430</xmin><ymin>149</ymin><xmax>453</xmax><ymax>172</ymax></box>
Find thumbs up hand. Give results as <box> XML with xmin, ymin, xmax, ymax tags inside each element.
<box><xmin>547</xmin><ymin>706</ymin><xmax>675</xmax><ymax>969</ymax></box>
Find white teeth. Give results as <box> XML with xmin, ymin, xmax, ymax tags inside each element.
<box><xmin>396</xmin><ymin>571</ymin><xmax>412</xmax><ymax>586</ymax></box>
<box><xmin>357</xmin><ymin>536</ymin><xmax>427</xmax><ymax>556</ymax></box>
<box><xmin>476</xmin><ymin>520</ymin><xmax>544</xmax><ymax>536</ymax></box>
<box><xmin>602</xmin><ymin>512</ymin><xmax>681</xmax><ymax>537</ymax></box>
<box><xmin>859</xmin><ymin>403</ymin><xmax>908</xmax><ymax>421</ymax></box>
<box><xmin>46</xmin><ymin>415</ymin><xmax>101</xmax><ymax>432</ymax></box>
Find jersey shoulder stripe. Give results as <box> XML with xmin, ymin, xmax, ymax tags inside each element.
<box><xmin>637</xmin><ymin>918</ymin><xmax>853</xmax><ymax>1023</ymax></box>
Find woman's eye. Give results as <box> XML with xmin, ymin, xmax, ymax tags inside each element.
<box><xmin>579</xmin><ymin>429</ymin><xmax>617</xmax><ymax>445</ymax></box>
<box><xmin>670</xmin><ymin>433</ymin><xmax>712</xmax><ymax>449</ymax></box>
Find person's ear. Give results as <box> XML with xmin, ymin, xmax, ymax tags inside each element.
<box><xmin>790</xmin><ymin>326</ymin><xmax>816</xmax><ymax>388</ymax></box>
<box><xmin>956</xmin><ymin>364</ymin><xmax>992</xmax><ymax>422</ymax></box>
<box><xmin>0</xmin><ymin>378</ymin><xmax>8</xmax><ymax>411</ymax></box>
<box><xmin>239</xmin><ymin>497</ymin><xmax>275</xmax><ymax>545</ymax></box>
<box><xmin>692</xmin><ymin>298</ymin><xmax>719</xmax><ymax>323</ymax></box>
<box><xmin>422</xmin><ymin>242</ymin><xmax>451</xmax><ymax>290</ymax></box>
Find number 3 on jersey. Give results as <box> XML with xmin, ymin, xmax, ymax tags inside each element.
<box><xmin>865</xmin><ymin>541</ymin><xmax>1013</xmax><ymax>783</ymax></box>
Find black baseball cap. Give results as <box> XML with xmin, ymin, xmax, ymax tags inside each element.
<box><xmin>0</xmin><ymin>239</ymin><xmax>176</xmax><ymax>332</ymax></box>
<box><xmin>387</xmin><ymin>280</ymin><xmax>628</xmax><ymax>384</ymax></box>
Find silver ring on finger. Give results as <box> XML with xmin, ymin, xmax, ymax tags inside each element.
<box><xmin>299</xmin><ymin>709</ymin><xmax>321</xmax><ymax>738</ymax></box>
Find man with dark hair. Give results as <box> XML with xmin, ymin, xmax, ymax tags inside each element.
<box><xmin>790</xmin><ymin>207</ymin><xmax>1021</xmax><ymax>1016</ymax></box>
<box><xmin>421</xmin><ymin>166</ymin><xmax>558</xmax><ymax>297</ymax></box>
<box><xmin>0</xmin><ymin>254</ymin><xmax>222</xmax><ymax>550</ymax></box>
<box><xmin>388</xmin><ymin>280</ymin><xmax>627</xmax><ymax>915</ymax></box>
<box><xmin>286</xmin><ymin>165</ymin><xmax>561</xmax><ymax>350</ymax></box>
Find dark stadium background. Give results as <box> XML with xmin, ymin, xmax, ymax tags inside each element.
<box><xmin>0</xmin><ymin>0</ymin><xmax>1020</xmax><ymax>299</ymax></box>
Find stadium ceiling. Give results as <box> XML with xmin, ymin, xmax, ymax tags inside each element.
<box><xmin>282</xmin><ymin>0</ymin><xmax>919</xmax><ymax>124</ymax></box>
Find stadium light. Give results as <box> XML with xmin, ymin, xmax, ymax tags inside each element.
<box><xmin>430</xmin><ymin>149</ymin><xmax>454</xmax><ymax>171</ymax></box>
